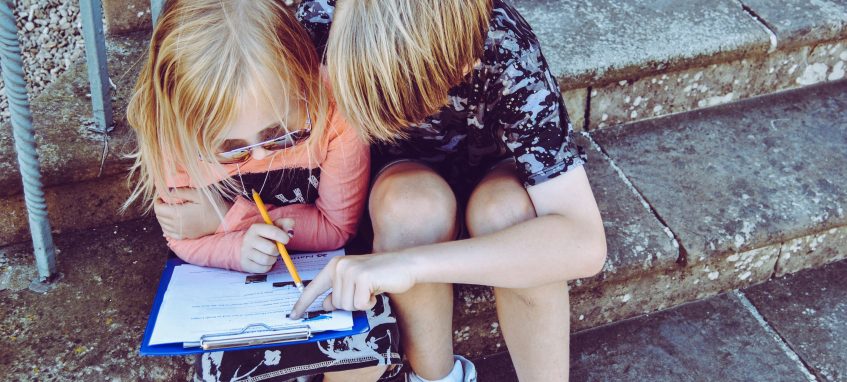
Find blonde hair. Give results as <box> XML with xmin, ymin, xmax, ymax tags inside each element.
<box><xmin>327</xmin><ymin>0</ymin><xmax>492</xmax><ymax>142</ymax></box>
<box><xmin>124</xmin><ymin>0</ymin><xmax>328</xmax><ymax>211</ymax></box>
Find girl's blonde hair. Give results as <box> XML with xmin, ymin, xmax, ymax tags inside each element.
<box><xmin>124</xmin><ymin>0</ymin><xmax>328</xmax><ymax>211</ymax></box>
<box><xmin>327</xmin><ymin>0</ymin><xmax>492</xmax><ymax>143</ymax></box>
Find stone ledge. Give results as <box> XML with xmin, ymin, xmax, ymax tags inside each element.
<box><xmin>516</xmin><ymin>0</ymin><xmax>773</xmax><ymax>90</ymax></box>
<box><xmin>592</xmin><ymin>80</ymin><xmax>847</xmax><ymax>263</ymax></box>
<box><xmin>0</xmin><ymin>173</ymin><xmax>146</xmax><ymax>246</ymax></box>
<box><xmin>453</xmin><ymin>80</ymin><xmax>847</xmax><ymax>357</ymax></box>
<box><xmin>518</xmin><ymin>0</ymin><xmax>846</xmax><ymax>131</ymax></box>
<box><xmin>586</xmin><ymin>40</ymin><xmax>847</xmax><ymax>130</ymax></box>
<box><xmin>741</xmin><ymin>0</ymin><xmax>847</xmax><ymax>51</ymax></box>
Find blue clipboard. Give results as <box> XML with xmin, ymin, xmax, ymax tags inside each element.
<box><xmin>140</xmin><ymin>256</ymin><xmax>369</xmax><ymax>356</ymax></box>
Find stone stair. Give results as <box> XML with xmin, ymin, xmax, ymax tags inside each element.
<box><xmin>455</xmin><ymin>78</ymin><xmax>847</xmax><ymax>357</ymax></box>
<box><xmin>2</xmin><ymin>0</ymin><xmax>846</xmax><ymax>371</ymax></box>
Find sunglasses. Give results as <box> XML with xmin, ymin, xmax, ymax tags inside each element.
<box><xmin>214</xmin><ymin>127</ymin><xmax>311</xmax><ymax>164</ymax></box>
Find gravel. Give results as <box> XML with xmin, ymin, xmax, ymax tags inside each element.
<box><xmin>0</xmin><ymin>0</ymin><xmax>84</xmax><ymax>125</ymax></box>
<box><xmin>0</xmin><ymin>0</ymin><xmax>303</xmax><ymax>126</ymax></box>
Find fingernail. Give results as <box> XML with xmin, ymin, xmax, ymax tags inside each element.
<box><xmin>287</xmin><ymin>229</ymin><xmax>295</xmax><ymax>237</ymax></box>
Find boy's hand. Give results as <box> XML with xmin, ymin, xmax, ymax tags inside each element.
<box><xmin>288</xmin><ymin>253</ymin><xmax>416</xmax><ymax>318</ymax></box>
<box><xmin>154</xmin><ymin>188</ymin><xmax>233</xmax><ymax>240</ymax></box>
<box><xmin>240</xmin><ymin>219</ymin><xmax>295</xmax><ymax>274</ymax></box>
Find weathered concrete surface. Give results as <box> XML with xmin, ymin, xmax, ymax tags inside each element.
<box><xmin>0</xmin><ymin>173</ymin><xmax>145</xmax><ymax>246</ymax></box>
<box><xmin>744</xmin><ymin>259</ymin><xmax>847</xmax><ymax>381</ymax></box>
<box><xmin>742</xmin><ymin>0</ymin><xmax>847</xmax><ymax>50</ymax></box>
<box><xmin>515</xmin><ymin>0</ymin><xmax>771</xmax><ymax>90</ymax></box>
<box><xmin>476</xmin><ymin>261</ymin><xmax>847</xmax><ymax>381</ymax></box>
<box><xmin>0</xmin><ymin>32</ymin><xmax>147</xmax><ymax>199</ymax></box>
<box><xmin>0</xmin><ymin>33</ymin><xmax>150</xmax><ymax>247</ymax></box>
<box><xmin>565</xmin><ymin>135</ymin><xmax>681</xmax><ymax>328</ymax></box>
<box><xmin>776</xmin><ymin>225</ymin><xmax>847</xmax><ymax>277</ymax></box>
<box><xmin>453</xmin><ymin>134</ymin><xmax>681</xmax><ymax>357</ymax></box>
<box><xmin>476</xmin><ymin>294</ymin><xmax>815</xmax><ymax>381</ymax></box>
<box><xmin>569</xmin><ymin>293</ymin><xmax>810</xmax><ymax>381</ymax></box>
<box><xmin>589</xmin><ymin>40</ymin><xmax>847</xmax><ymax>129</ymax></box>
<box><xmin>592</xmin><ymin>80</ymin><xmax>847</xmax><ymax>292</ymax></box>
<box><xmin>562</xmin><ymin>88</ymin><xmax>587</xmax><ymax>131</ymax></box>
<box><xmin>0</xmin><ymin>219</ymin><xmax>192</xmax><ymax>381</ymax></box>
<box><xmin>103</xmin><ymin>0</ymin><xmax>152</xmax><ymax>35</ymax></box>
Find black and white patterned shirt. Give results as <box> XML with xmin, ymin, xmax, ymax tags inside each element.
<box><xmin>297</xmin><ymin>0</ymin><xmax>586</xmax><ymax>190</ymax></box>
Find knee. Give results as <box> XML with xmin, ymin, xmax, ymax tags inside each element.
<box><xmin>466</xmin><ymin>182</ymin><xmax>536</xmax><ymax>237</ymax></box>
<box><xmin>370</xmin><ymin>168</ymin><xmax>457</xmax><ymax>250</ymax></box>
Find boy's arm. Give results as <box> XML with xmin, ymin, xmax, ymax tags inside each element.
<box><xmin>291</xmin><ymin>166</ymin><xmax>607</xmax><ymax>316</ymax></box>
<box><xmin>291</xmin><ymin>45</ymin><xmax>604</xmax><ymax>316</ymax></box>
<box><xmin>411</xmin><ymin>166</ymin><xmax>606</xmax><ymax>285</ymax></box>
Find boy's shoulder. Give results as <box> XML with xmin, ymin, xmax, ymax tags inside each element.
<box><xmin>483</xmin><ymin>0</ymin><xmax>542</xmax><ymax>66</ymax></box>
<box><xmin>296</xmin><ymin>0</ymin><xmax>335</xmax><ymax>56</ymax></box>
<box><xmin>296</xmin><ymin>0</ymin><xmax>334</xmax><ymax>24</ymax></box>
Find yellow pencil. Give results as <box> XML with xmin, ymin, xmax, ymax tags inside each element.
<box><xmin>251</xmin><ymin>189</ymin><xmax>304</xmax><ymax>293</ymax></box>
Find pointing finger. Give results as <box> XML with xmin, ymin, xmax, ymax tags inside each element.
<box><xmin>289</xmin><ymin>259</ymin><xmax>336</xmax><ymax>319</ymax></box>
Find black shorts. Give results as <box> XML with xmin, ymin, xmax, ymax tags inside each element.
<box><xmin>193</xmin><ymin>294</ymin><xmax>403</xmax><ymax>381</ymax></box>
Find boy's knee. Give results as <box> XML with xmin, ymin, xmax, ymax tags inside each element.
<box><xmin>370</xmin><ymin>167</ymin><xmax>457</xmax><ymax>249</ymax></box>
<box><xmin>466</xmin><ymin>186</ymin><xmax>536</xmax><ymax>237</ymax></box>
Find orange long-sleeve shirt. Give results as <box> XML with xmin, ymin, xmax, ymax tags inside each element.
<box><xmin>163</xmin><ymin>108</ymin><xmax>370</xmax><ymax>272</ymax></box>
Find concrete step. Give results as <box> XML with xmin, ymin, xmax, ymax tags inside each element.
<box><xmin>454</xmin><ymin>79</ymin><xmax>847</xmax><ymax>357</ymax></box>
<box><xmin>518</xmin><ymin>0</ymin><xmax>847</xmax><ymax>131</ymax></box>
<box><xmin>3</xmin><ymin>1</ymin><xmax>847</xmax><ymax>248</ymax></box>
<box><xmin>4</xmin><ymin>1</ymin><xmax>847</xmax><ymax>248</ymax></box>
<box><xmin>2</xmin><ymin>81</ymin><xmax>844</xmax><ymax>370</ymax></box>
<box><xmin>1</xmin><ymin>1</ymin><xmax>845</xmax><ymax>379</ymax></box>
<box><xmin>476</xmin><ymin>259</ymin><xmax>847</xmax><ymax>381</ymax></box>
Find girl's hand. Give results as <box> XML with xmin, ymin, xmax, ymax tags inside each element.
<box><xmin>288</xmin><ymin>253</ymin><xmax>417</xmax><ymax>318</ymax></box>
<box><xmin>154</xmin><ymin>188</ymin><xmax>233</xmax><ymax>240</ymax></box>
<box><xmin>240</xmin><ymin>219</ymin><xmax>295</xmax><ymax>274</ymax></box>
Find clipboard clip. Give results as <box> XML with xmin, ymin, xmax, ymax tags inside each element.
<box><xmin>196</xmin><ymin>323</ymin><xmax>312</xmax><ymax>350</ymax></box>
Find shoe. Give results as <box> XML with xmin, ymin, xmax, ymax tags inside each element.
<box><xmin>408</xmin><ymin>355</ymin><xmax>476</xmax><ymax>382</ymax></box>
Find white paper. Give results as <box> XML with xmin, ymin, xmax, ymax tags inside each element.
<box><xmin>149</xmin><ymin>249</ymin><xmax>351</xmax><ymax>346</ymax></box>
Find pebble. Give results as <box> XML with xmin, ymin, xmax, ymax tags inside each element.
<box><xmin>0</xmin><ymin>0</ymin><xmax>83</xmax><ymax>125</ymax></box>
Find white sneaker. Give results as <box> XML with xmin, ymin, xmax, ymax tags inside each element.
<box><xmin>408</xmin><ymin>355</ymin><xmax>477</xmax><ymax>382</ymax></box>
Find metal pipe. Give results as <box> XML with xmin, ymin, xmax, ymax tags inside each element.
<box><xmin>151</xmin><ymin>0</ymin><xmax>163</xmax><ymax>27</ymax></box>
<box><xmin>79</xmin><ymin>0</ymin><xmax>113</xmax><ymax>133</ymax></box>
<box><xmin>0</xmin><ymin>0</ymin><xmax>57</xmax><ymax>281</ymax></box>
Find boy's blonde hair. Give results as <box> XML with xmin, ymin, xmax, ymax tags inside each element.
<box><xmin>327</xmin><ymin>0</ymin><xmax>492</xmax><ymax>142</ymax></box>
<box><xmin>125</xmin><ymin>0</ymin><xmax>328</xmax><ymax>210</ymax></box>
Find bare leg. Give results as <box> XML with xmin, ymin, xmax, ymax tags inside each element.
<box><xmin>370</xmin><ymin>162</ymin><xmax>458</xmax><ymax>380</ymax></box>
<box><xmin>323</xmin><ymin>365</ymin><xmax>389</xmax><ymax>382</ymax></box>
<box><xmin>465</xmin><ymin>163</ymin><xmax>571</xmax><ymax>382</ymax></box>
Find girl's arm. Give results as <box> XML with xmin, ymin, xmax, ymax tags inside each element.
<box><xmin>162</xmin><ymin>113</ymin><xmax>370</xmax><ymax>270</ymax></box>
<box><xmin>290</xmin><ymin>165</ymin><xmax>607</xmax><ymax>317</ymax></box>
<box><xmin>274</xmin><ymin>115</ymin><xmax>370</xmax><ymax>251</ymax></box>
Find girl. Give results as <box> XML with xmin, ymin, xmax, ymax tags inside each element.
<box><xmin>289</xmin><ymin>1</ymin><xmax>608</xmax><ymax>381</ymax></box>
<box><xmin>125</xmin><ymin>0</ymin><xmax>401</xmax><ymax>380</ymax></box>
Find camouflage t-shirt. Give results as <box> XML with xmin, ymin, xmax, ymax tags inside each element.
<box><xmin>297</xmin><ymin>0</ymin><xmax>586</xmax><ymax>190</ymax></box>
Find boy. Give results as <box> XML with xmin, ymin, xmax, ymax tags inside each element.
<box><xmin>291</xmin><ymin>1</ymin><xmax>607</xmax><ymax>381</ymax></box>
